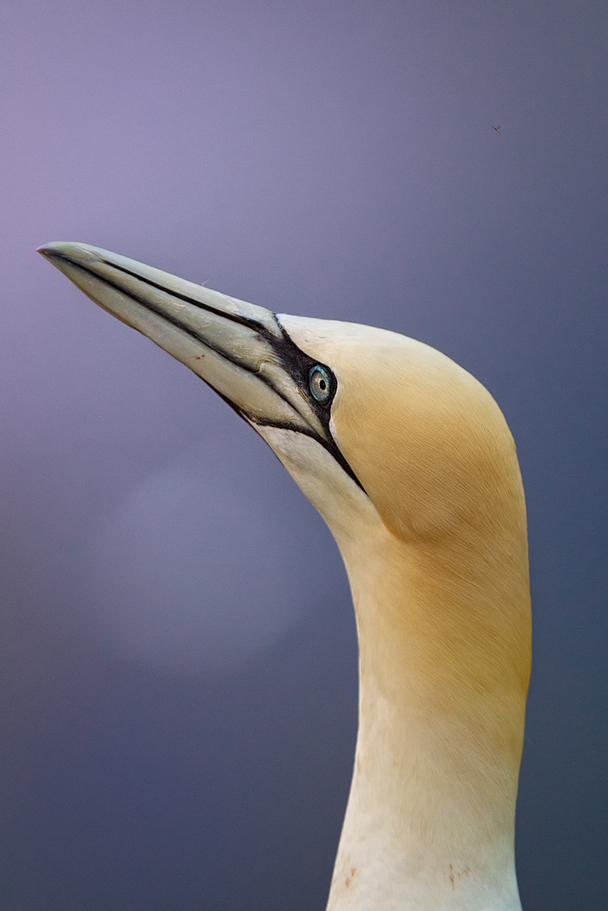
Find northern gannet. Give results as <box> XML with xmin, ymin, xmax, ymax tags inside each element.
<box><xmin>39</xmin><ymin>242</ymin><xmax>531</xmax><ymax>911</ymax></box>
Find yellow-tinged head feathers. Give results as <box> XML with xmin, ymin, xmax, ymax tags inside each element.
<box><xmin>279</xmin><ymin>315</ymin><xmax>525</xmax><ymax>547</ymax></box>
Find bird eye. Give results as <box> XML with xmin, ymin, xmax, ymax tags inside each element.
<box><xmin>309</xmin><ymin>365</ymin><xmax>333</xmax><ymax>404</ymax></box>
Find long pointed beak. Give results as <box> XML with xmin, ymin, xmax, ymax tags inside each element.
<box><xmin>38</xmin><ymin>242</ymin><xmax>330</xmax><ymax>443</ymax></box>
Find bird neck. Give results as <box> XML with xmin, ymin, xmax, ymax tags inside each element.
<box><xmin>327</xmin><ymin>521</ymin><xmax>530</xmax><ymax>911</ymax></box>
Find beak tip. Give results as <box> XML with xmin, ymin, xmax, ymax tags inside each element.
<box><xmin>37</xmin><ymin>241</ymin><xmax>74</xmax><ymax>260</ymax></box>
<box><xmin>37</xmin><ymin>241</ymin><xmax>104</xmax><ymax>267</ymax></box>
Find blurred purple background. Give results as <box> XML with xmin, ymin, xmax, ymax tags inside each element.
<box><xmin>1</xmin><ymin>1</ymin><xmax>607</xmax><ymax>908</ymax></box>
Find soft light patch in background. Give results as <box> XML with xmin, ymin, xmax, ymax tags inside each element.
<box><xmin>84</xmin><ymin>448</ymin><xmax>319</xmax><ymax>675</ymax></box>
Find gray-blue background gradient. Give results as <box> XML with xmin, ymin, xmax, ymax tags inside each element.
<box><xmin>1</xmin><ymin>1</ymin><xmax>607</xmax><ymax>908</ymax></box>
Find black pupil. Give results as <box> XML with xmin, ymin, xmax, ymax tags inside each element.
<box><xmin>310</xmin><ymin>366</ymin><xmax>331</xmax><ymax>403</ymax></box>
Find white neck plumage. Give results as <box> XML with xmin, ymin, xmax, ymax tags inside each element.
<box><xmin>325</xmin><ymin>505</ymin><xmax>529</xmax><ymax>911</ymax></box>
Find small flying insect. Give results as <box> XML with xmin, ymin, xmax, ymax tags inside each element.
<box><xmin>493</xmin><ymin>125</ymin><xmax>501</xmax><ymax>134</ymax></box>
